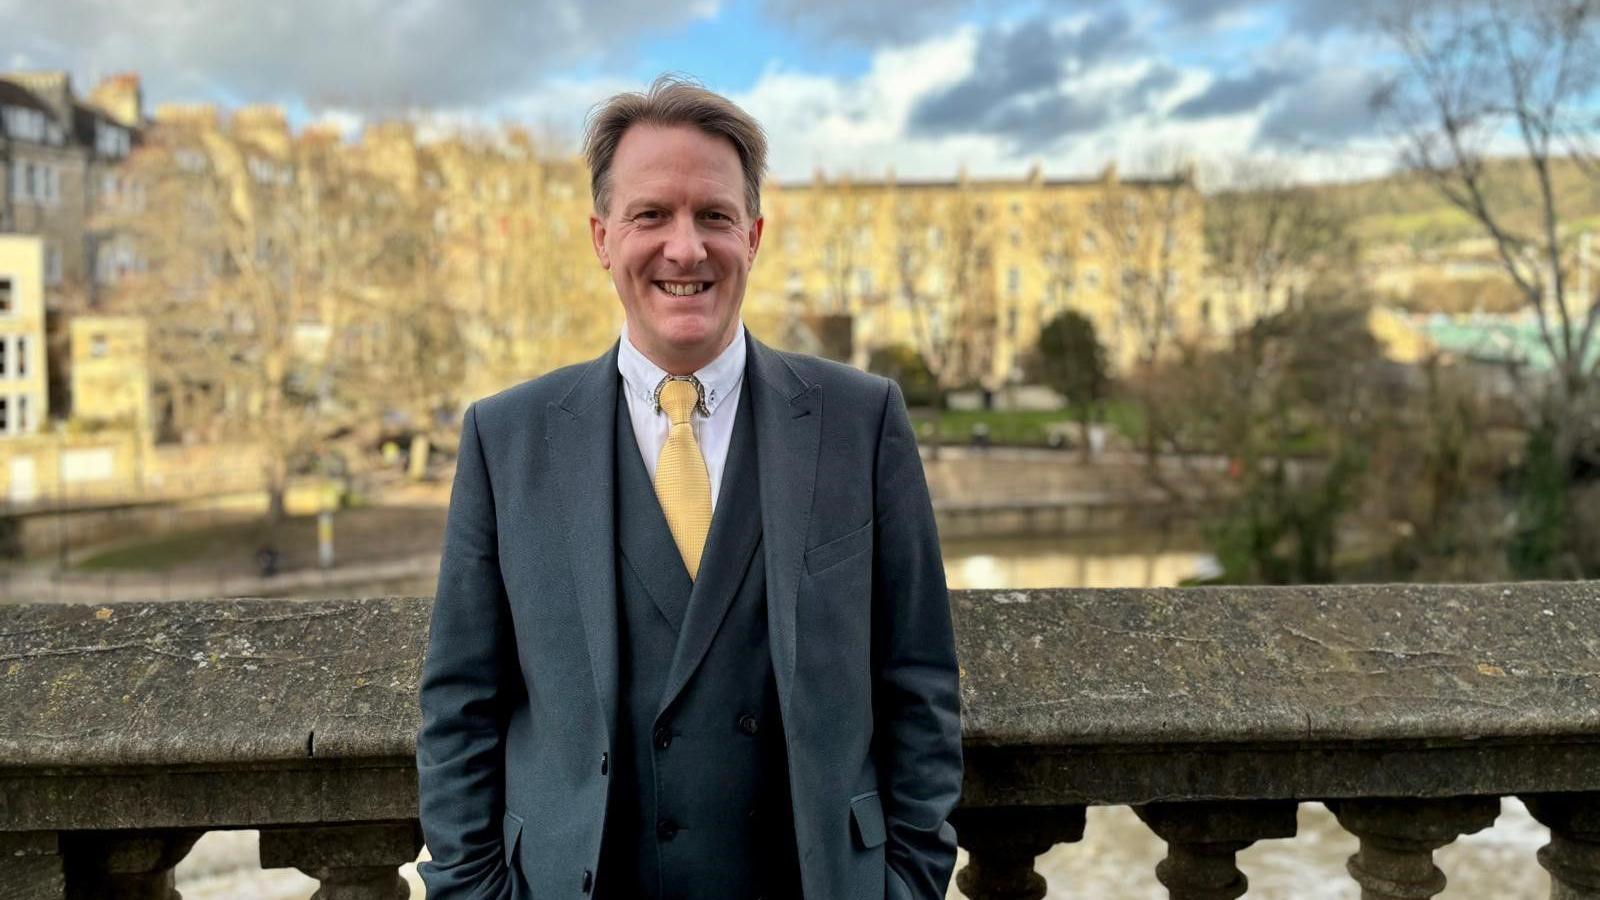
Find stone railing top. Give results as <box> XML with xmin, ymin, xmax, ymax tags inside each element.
<box><xmin>0</xmin><ymin>598</ymin><xmax>426</xmax><ymax>768</ymax></box>
<box><xmin>2</xmin><ymin>581</ymin><xmax>1598</xmax><ymax>769</ymax></box>
<box><xmin>954</xmin><ymin>581</ymin><xmax>1600</xmax><ymax>748</ymax></box>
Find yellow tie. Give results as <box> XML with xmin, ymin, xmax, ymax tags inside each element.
<box><xmin>655</xmin><ymin>377</ymin><xmax>712</xmax><ymax>580</ymax></box>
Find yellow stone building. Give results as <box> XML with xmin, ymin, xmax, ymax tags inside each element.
<box><xmin>0</xmin><ymin>235</ymin><xmax>51</xmax><ymax>437</ymax></box>
<box><xmin>749</xmin><ymin>164</ymin><xmax>1207</xmax><ymax>385</ymax></box>
<box><xmin>68</xmin><ymin>315</ymin><xmax>149</xmax><ymax>429</ymax></box>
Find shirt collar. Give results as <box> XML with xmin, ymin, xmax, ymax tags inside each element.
<box><xmin>617</xmin><ymin>320</ymin><xmax>746</xmax><ymax>417</ymax></box>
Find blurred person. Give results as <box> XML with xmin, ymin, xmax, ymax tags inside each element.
<box><xmin>416</xmin><ymin>75</ymin><xmax>962</xmax><ymax>900</ymax></box>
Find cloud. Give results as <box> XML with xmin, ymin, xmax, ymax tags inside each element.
<box><xmin>908</xmin><ymin>10</ymin><xmax>1179</xmax><ymax>151</ymax></box>
<box><xmin>0</xmin><ymin>0</ymin><xmax>714</xmax><ymax>112</ymax></box>
<box><xmin>1156</xmin><ymin>0</ymin><xmax>1383</xmax><ymax>31</ymax></box>
<box><xmin>1257</xmin><ymin>65</ymin><xmax>1384</xmax><ymax>146</ymax></box>
<box><xmin>761</xmin><ymin>0</ymin><xmax>973</xmax><ymax>45</ymax></box>
<box><xmin>1172</xmin><ymin>65</ymin><xmax>1300</xmax><ymax>118</ymax></box>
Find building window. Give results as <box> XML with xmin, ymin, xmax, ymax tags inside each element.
<box><xmin>16</xmin><ymin>337</ymin><xmax>26</xmax><ymax>377</ymax></box>
<box><xmin>16</xmin><ymin>395</ymin><xmax>27</xmax><ymax>433</ymax></box>
<box><xmin>855</xmin><ymin>268</ymin><xmax>874</xmax><ymax>296</ymax></box>
<box><xmin>0</xmin><ymin>338</ymin><xmax>7</xmax><ymax>376</ymax></box>
<box><xmin>1082</xmin><ymin>229</ymin><xmax>1099</xmax><ymax>252</ymax></box>
<box><xmin>1007</xmin><ymin>306</ymin><xmax>1019</xmax><ymax>338</ymax></box>
<box><xmin>0</xmin><ymin>397</ymin><xmax>10</xmax><ymax>433</ymax></box>
<box><xmin>1009</xmin><ymin>229</ymin><xmax>1021</xmax><ymax>248</ymax></box>
<box><xmin>45</xmin><ymin>246</ymin><xmax>61</xmax><ymax>286</ymax></box>
<box><xmin>90</xmin><ymin>334</ymin><xmax>108</xmax><ymax>358</ymax></box>
<box><xmin>1007</xmin><ymin>267</ymin><xmax>1021</xmax><ymax>296</ymax></box>
<box><xmin>0</xmin><ymin>278</ymin><xmax>11</xmax><ymax>313</ymax></box>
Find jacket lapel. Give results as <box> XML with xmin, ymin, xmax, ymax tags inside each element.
<box><xmin>746</xmin><ymin>334</ymin><xmax>821</xmax><ymax>721</ymax></box>
<box><xmin>547</xmin><ymin>341</ymin><xmax>622</xmax><ymax>744</ymax></box>
<box><xmin>656</xmin><ymin>380</ymin><xmax>762</xmax><ymax>716</ymax></box>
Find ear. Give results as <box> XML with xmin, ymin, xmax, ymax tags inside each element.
<box><xmin>589</xmin><ymin>212</ymin><xmax>610</xmax><ymax>269</ymax></box>
<box><xmin>746</xmin><ymin>215</ymin><xmax>764</xmax><ymax>264</ymax></box>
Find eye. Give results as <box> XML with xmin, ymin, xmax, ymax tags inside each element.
<box><xmin>634</xmin><ymin>209</ymin><xmax>664</xmax><ymax>222</ymax></box>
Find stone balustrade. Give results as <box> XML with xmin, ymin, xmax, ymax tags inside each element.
<box><xmin>3</xmin><ymin>582</ymin><xmax>1599</xmax><ymax>898</ymax></box>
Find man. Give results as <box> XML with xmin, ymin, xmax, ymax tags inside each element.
<box><xmin>416</xmin><ymin>76</ymin><xmax>962</xmax><ymax>900</ymax></box>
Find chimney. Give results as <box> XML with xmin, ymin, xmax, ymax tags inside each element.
<box><xmin>232</xmin><ymin>104</ymin><xmax>291</xmax><ymax>156</ymax></box>
<box><xmin>88</xmin><ymin>73</ymin><xmax>143</xmax><ymax>128</ymax></box>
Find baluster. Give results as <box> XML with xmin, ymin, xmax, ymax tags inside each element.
<box><xmin>0</xmin><ymin>831</ymin><xmax>64</xmax><ymax>900</ymax></box>
<box><xmin>1135</xmin><ymin>799</ymin><xmax>1298</xmax><ymax>900</ymax></box>
<box><xmin>1523</xmin><ymin>793</ymin><xmax>1600</xmax><ymax>899</ymax></box>
<box><xmin>1328</xmin><ymin>796</ymin><xmax>1499</xmax><ymax>900</ymax></box>
<box><xmin>58</xmin><ymin>828</ymin><xmax>202</xmax><ymax>900</ymax></box>
<box><xmin>258</xmin><ymin>821</ymin><xmax>422</xmax><ymax>900</ymax></box>
<box><xmin>952</xmin><ymin>806</ymin><xmax>1086</xmax><ymax>900</ymax></box>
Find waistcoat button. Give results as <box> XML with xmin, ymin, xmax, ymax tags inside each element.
<box><xmin>653</xmin><ymin>726</ymin><xmax>672</xmax><ymax>750</ymax></box>
<box><xmin>738</xmin><ymin>714</ymin><xmax>759</xmax><ymax>735</ymax></box>
<box><xmin>657</xmin><ymin>819</ymin><xmax>679</xmax><ymax>841</ymax></box>
<box><xmin>599</xmin><ymin>752</ymin><xmax>609</xmax><ymax>775</ymax></box>
<box><xmin>581</xmin><ymin>869</ymin><xmax>593</xmax><ymax>893</ymax></box>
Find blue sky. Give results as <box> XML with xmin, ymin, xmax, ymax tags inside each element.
<box><xmin>0</xmin><ymin>0</ymin><xmax>1404</xmax><ymax>182</ymax></box>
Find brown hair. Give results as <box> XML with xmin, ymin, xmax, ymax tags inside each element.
<box><xmin>582</xmin><ymin>74</ymin><xmax>768</xmax><ymax>219</ymax></box>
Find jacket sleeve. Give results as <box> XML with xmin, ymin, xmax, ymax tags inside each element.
<box><xmin>416</xmin><ymin>402</ymin><xmax>519</xmax><ymax>900</ymax></box>
<box><xmin>870</xmin><ymin>380</ymin><xmax>963</xmax><ymax>898</ymax></box>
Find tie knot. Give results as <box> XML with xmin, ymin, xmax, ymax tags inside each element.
<box><xmin>657</xmin><ymin>377</ymin><xmax>700</xmax><ymax>425</ymax></box>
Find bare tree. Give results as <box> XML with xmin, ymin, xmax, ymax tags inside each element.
<box><xmin>1374</xmin><ymin>0</ymin><xmax>1600</xmax><ymax>443</ymax></box>
<box><xmin>107</xmin><ymin>122</ymin><xmax>439</xmax><ymax>522</ymax></box>
<box><xmin>1094</xmin><ymin>168</ymin><xmax>1199</xmax><ymax>371</ymax></box>
<box><xmin>892</xmin><ymin>186</ymin><xmax>999</xmax><ymax>400</ymax></box>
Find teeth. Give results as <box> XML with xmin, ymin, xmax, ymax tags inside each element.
<box><xmin>658</xmin><ymin>282</ymin><xmax>706</xmax><ymax>296</ymax></box>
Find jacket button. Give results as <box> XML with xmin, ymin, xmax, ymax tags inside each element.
<box><xmin>581</xmin><ymin>868</ymin><xmax>593</xmax><ymax>892</ymax></box>
<box><xmin>653</xmin><ymin>726</ymin><xmax>672</xmax><ymax>750</ymax></box>
<box><xmin>657</xmin><ymin>819</ymin><xmax>679</xmax><ymax>841</ymax></box>
<box><xmin>738</xmin><ymin>714</ymin><xmax>759</xmax><ymax>735</ymax></box>
<box><xmin>600</xmin><ymin>752</ymin><xmax>609</xmax><ymax>775</ymax></box>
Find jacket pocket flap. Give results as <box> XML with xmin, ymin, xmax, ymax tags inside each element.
<box><xmin>850</xmin><ymin>791</ymin><xmax>887</xmax><ymax>849</ymax></box>
<box><xmin>805</xmin><ymin>519</ymin><xmax>873</xmax><ymax>575</ymax></box>
<box><xmin>502</xmin><ymin>809</ymin><xmax>524</xmax><ymax>867</ymax></box>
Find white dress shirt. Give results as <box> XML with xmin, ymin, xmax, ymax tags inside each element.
<box><xmin>617</xmin><ymin>320</ymin><xmax>746</xmax><ymax>513</ymax></box>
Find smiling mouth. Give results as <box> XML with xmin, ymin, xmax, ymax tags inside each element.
<box><xmin>655</xmin><ymin>281</ymin><xmax>711</xmax><ymax>296</ymax></box>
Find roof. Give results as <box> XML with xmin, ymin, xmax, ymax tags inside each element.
<box><xmin>1420</xmin><ymin>314</ymin><xmax>1600</xmax><ymax>373</ymax></box>
<box><xmin>0</xmin><ymin>79</ymin><xmax>52</xmax><ymax>115</ymax></box>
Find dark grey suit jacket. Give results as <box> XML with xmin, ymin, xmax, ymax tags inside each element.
<box><xmin>416</xmin><ymin>332</ymin><xmax>962</xmax><ymax>899</ymax></box>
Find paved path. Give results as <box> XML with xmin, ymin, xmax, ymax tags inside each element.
<box><xmin>0</xmin><ymin>553</ymin><xmax>440</xmax><ymax>604</ymax></box>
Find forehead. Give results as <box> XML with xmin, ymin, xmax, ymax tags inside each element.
<box><xmin>609</xmin><ymin>124</ymin><xmax>745</xmax><ymax>204</ymax></box>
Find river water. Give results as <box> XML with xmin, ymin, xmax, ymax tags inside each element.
<box><xmin>173</xmin><ymin>531</ymin><xmax>1550</xmax><ymax>898</ymax></box>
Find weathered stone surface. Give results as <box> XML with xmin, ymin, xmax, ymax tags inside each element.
<box><xmin>0</xmin><ymin>831</ymin><xmax>63</xmax><ymax>900</ymax></box>
<box><xmin>951</xmin><ymin>581</ymin><xmax>1600</xmax><ymax>747</ymax></box>
<box><xmin>0</xmin><ymin>761</ymin><xmax>418</xmax><ymax>831</ymax></box>
<box><xmin>0</xmin><ymin>598</ymin><xmax>425</xmax><ymax>768</ymax></box>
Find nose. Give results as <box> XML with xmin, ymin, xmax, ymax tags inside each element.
<box><xmin>661</xmin><ymin>214</ymin><xmax>708</xmax><ymax>269</ymax></box>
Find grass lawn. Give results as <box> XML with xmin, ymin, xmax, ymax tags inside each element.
<box><xmin>74</xmin><ymin>505</ymin><xmax>449</xmax><ymax>575</ymax></box>
<box><xmin>916</xmin><ymin>399</ymin><xmax>1146</xmax><ymax>447</ymax></box>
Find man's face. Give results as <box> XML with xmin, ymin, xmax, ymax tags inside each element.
<box><xmin>590</xmin><ymin>124</ymin><xmax>763</xmax><ymax>373</ymax></box>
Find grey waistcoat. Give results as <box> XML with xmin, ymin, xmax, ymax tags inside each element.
<box><xmin>597</xmin><ymin>377</ymin><xmax>800</xmax><ymax>900</ymax></box>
